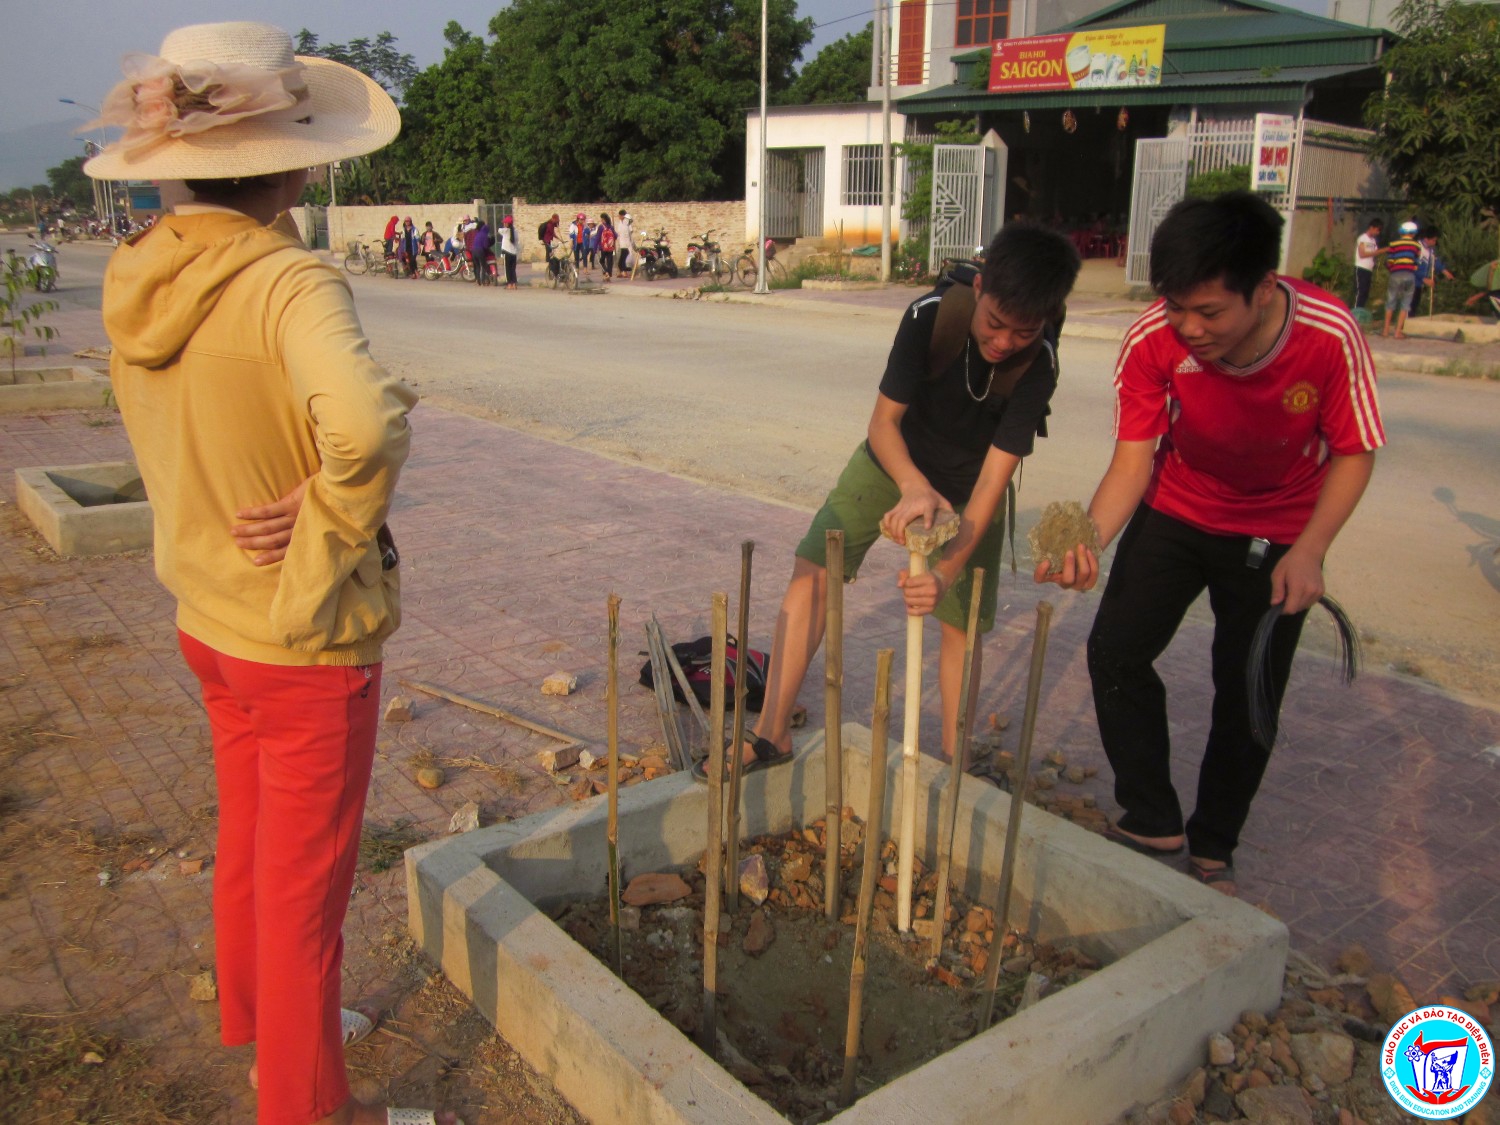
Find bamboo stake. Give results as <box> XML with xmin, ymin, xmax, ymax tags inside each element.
<box><xmin>929</xmin><ymin>569</ymin><xmax>984</xmax><ymax>964</ymax></box>
<box><xmin>400</xmin><ymin>679</ymin><xmax>580</xmax><ymax>748</ymax></box>
<box><xmin>824</xmin><ymin>529</ymin><xmax>845</xmax><ymax>920</ymax></box>
<box><xmin>896</xmin><ymin>545</ymin><xmax>926</xmax><ymax>932</ymax></box>
<box><xmin>606</xmin><ymin>594</ymin><xmax>623</xmax><ymax>978</ymax></box>
<box><xmin>699</xmin><ymin>592</ymin><xmax>730</xmax><ymax>1055</ymax></box>
<box><xmin>725</xmin><ymin>540</ymin><xmax>754</xmax><ymax>912</ymax></box>
<box><xmin>840</xmin><ymin>648</ymin><xmax>894</xmax><ymax>1107</ymax></box>
<box><xmin>980</xmin><ymin>601</ymin><xmax>1054</xmax><ymax>1029</ymax></box>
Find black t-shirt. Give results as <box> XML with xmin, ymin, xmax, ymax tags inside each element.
<box><xmin>875</xmin><ymin>287</ymin><xmax>1058</xmax><ymax>505</ymax></box>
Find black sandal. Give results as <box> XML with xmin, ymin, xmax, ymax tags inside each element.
<box><xmin>1104</xmin><ymin>823</ymin><xmax>1186</xmax><ymax>858</ymax></box>
<box><xmin>1189</xmin><ymin>858</ymin><xmax>1237</xmax><ymax>893</ymax></box>
<box><xmin>691</xmin><ymin>736</ymin><xmax>793</xmax><ymax>783</ymax></box>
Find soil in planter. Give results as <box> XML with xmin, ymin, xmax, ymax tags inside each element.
<box><xmin>550</xmin><ymin>814</ymin><xmax>1107</xmax><ymax>1122</ymax></box>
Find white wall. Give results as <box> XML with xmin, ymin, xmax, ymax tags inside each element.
<box><xmin>745</xmin><ymin>105</ymin><xmax>907</xmax><ymax>248</ymax></box>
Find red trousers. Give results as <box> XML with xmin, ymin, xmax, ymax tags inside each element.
<box><xmin>180</xmin><ymin>632</ymin><xmax>380</xmax><ymax>1125</ymax></box>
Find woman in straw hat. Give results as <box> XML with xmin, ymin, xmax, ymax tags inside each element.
<box><xmin>85</xmin><ymin>22</ymin><xmax>458</xmax><ymax>1125</ymax></box>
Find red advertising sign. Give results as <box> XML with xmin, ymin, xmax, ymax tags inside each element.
<box><xmin>988</xmin><ymin>25</ymin><xmax>1166</xmax><ymax>93</ymax></box>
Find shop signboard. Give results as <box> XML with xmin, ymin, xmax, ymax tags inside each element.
<box><xmin>1252</xmin><ymin>113</ymin><xmax>1296</xmax><ymax>192</ymax></box>
<box><xmin>988</xmin><ymin>24</ymin><xmax>1166</xmax><ymax>93</ymax></box>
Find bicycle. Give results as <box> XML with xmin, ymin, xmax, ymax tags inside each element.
<box><xmin>733</xmin><ymin>239</ymin><xmax>787</xmax><ymax>288</ymax></box>
<box><xmin>343</xmin><ymin>240</ymin><xmax>381</xmax><ymax>276</ymax></box>
<box><xmin>547</xmin><ymin>239</ymin><xmax>579</xmax><ymax>291</ymax></box>
<box><xmin>685</xmin><ymin>229</ymin><xmax>731</xmax><ymax>286</ymax></box>
<box><xmin>423</xmin><ymin>248</ymin><xmax>475</xmax><ymax>282</ymax></box>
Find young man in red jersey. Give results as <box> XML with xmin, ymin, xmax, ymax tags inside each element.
<box><xmin>1038</xmin><ymin>191</ymin><xmax>1385</xmax><ymax>895</ymax></box>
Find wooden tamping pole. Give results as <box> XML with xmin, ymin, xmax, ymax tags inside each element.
<box><xmin>883</xmin><ymin>511</ymin><xmax>960</xmax><ymax>932</ymax></box>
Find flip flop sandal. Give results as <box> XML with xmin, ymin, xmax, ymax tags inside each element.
<box><xmin>1189</xmin><ymin>859</ymin><xmax>1237</xmax><ymax>892</ymax></box>
<box><xmin>342</xmin><ymin>1006</ymin><xmax>379</xmax><ymax>1048</ymax></box>
<box><xmin>691</xmin><ymin>736</ymin><xmax>793</xmax><ymax>783</ymax></box>
<box><xmin>1104</xmin><ymin>824</ymin><xmax>1186</xmax><ymax>858</ymax></box>
<box><xmin>387</xmin><ymin>1112</ymin><xmax>464</xmax><ymax>1125</ymax></box>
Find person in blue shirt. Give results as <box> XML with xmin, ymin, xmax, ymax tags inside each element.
<box><xmin>1409</xmin><ymin>226</ymin><xmax>1455</xmax><ymax>317</ymax></box>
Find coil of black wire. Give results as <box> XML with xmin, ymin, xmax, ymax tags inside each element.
<box><xmin>1246</xmin><ymin>595</ymin><xmax>1360</xmax><ymax>751</ymax></box>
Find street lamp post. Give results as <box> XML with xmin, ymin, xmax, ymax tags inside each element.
<box><xmin>59</xmin><ymin>99</ymin><xmax>113</xmax><ymax>230</ymax></box>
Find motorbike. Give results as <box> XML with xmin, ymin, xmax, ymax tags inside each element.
<box><xmin>638</xmin><ymin>229</ymin><xmax>678</xmax><ymax>280</ymax></box>
<box><xmin>423</xmin><ymin>248</ymin><xmax>475</xmax><ymax>282</ymax></box>
<box><xmin>683</xmin><ymin>229</ymin><xmax>724</xmax><ymax>278</ymax></box>
<box><xmin>28</xmin><ymin>241</ymin><xmax>58</xmax><ymax>292</ymax></box>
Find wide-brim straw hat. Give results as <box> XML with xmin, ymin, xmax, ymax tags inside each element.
<box><xmin>84</xmin><ymin>21</ymin><xmax>400</xmax><ymax>181</ymax></box>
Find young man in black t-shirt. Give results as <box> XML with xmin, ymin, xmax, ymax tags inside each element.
<box><xmin>705</xmin><ymin>223</ymin><xmax>1081</xmax><ymax>778</ymax></box>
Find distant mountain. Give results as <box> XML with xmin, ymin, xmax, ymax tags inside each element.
<box><xmin>0</xmin><ymin>118</ymin><xmax>91</xmax><ymax>192</ymax></box>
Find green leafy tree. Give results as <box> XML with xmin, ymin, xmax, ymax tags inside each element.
<box><xmin>294</xmin><ymin>30</ymin><xmax>419</xmax><ymax>95</ymax></box>
<box><xmin>785</xmin><ymin>23</ymin><xmax>872</xmax><ymax>105</ymax></box>
<box><xmin>391</xmin><ymin>23</ymin><xmax>506</xmax><ymax>202</ymax></box>
<box><xmin>1364</xmin><ymin>0</ymin><xmax>1500</xmax><ymax>222</ymax></box>
<box><xmin>419</xmin><ymin>0</ymin><xmax>810</xmax><ymax>203</ymax></box>
<box><xmin>46</xmin><ymin>156</ymin><xmax>92</xmax><ymax>213</ymax></box>
<box><xmin>1</xmin><ymin>252</ymin><xmax>59</xmax><ymax>376</ymax></box>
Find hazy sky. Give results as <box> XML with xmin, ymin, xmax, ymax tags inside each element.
<box><xmin>3</xmin><ymin>0</ymin><xmax>869</xmax><ymax>137</ymax></box>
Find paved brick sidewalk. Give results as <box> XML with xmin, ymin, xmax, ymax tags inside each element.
<box><xmin>2</xmin><ymin>400</ymin><xmax>1496</xmax><ymax>1107</ymax></box>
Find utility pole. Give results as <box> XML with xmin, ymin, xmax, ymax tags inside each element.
<box><xmin>754</xmin><ymin>0</ymin><xmax>770</xmax><ymax>294</ymax></box>
<box><xmin>879</xmin><ymin>0</ymin><xmax>893</xmax><ymax>282</ymax></box>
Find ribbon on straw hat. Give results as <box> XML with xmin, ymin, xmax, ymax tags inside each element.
<box><xmin>83</xmin><ymin>21</ymin><xmax>400</xmax><ymax>181</ymax></box>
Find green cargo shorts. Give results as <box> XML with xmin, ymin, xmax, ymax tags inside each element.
<box><xmin>795</xmin><ymin>444</ymin><xmax>1006</xmax><ymax>632</ymax></box>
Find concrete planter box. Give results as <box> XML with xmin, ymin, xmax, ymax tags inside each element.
<box><xmin>408</xmin><ymin>723</ymin><xmax>1286</xmax><ymax>1125</ymax></box>
<box><xmin>0</xmin><ymin>366</ymin><xmax>112</xmax><ymax>413</ymax></box>
<box><xmin>801</xmin><ymin>278</ymin><xmax>884</xmax><ymax>292</ymax></box>
<box><xmin>15</xmin><ymin>461</ymin><xmax>152</xmax><ymax>556</ymax></box>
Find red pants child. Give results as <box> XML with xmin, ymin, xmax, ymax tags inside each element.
<box><xmin>180</xmin><ymin>632</ymin><xmax>380</xmax><ymax>1125</ymax></box>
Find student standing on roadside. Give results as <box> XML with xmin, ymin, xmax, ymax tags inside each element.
<box><xmin>1352</xmin><ymin>217</ymin><xmax>1384</xmax><ymax>312</ymax></box>
<box><xmin>86</xmin><ymin>20</ymin><xmax>459</xmax><ymax>1125</ymax></box>
<box><xmin>617</xmin><ymin>207</ymin><xmax>634</xmax><ymax>276</ymax></box>
<box><xmin>498</xmin><ymin>215</ymin><xmax>519</xmax><ymax>289</ymax></box>
<box><xmin>1382</xmin><ymin>220</ymin><xmax>1421</xmax><ymax>339</ymax></box>
<box><xmin>1038</xmin><ymin>192</ymin><xmax>1384</xmax><ymax>897</ymax></box>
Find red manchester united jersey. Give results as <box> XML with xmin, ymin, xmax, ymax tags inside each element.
<box><xmin>1114</xmin><ymin>277</ymin><xmax>1385</xmax><ymax>542</ymax></box>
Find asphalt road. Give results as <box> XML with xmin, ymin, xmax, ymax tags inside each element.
<box><xmin>19</xmin><ymin>233</ymin><xmax>1500</xmax><ymax>699</ymax></box>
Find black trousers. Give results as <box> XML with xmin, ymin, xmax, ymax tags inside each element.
<box><xmin>1087</xmin><ymin>505</ymin><xmax>1307</xmax><ymax>863</ymax></box>
<box><xmin>503</xmin><ymin>252</ymin><xmax>517</xmax><ymax>285</ymax></box>
<box><xmin>1353</xmin><ymin>267</ymin><xmax>1372</xmax><ymax>309</ymax></box>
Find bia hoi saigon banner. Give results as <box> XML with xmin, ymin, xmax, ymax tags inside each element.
<box><xmin>988</xmin><ymin>25</ymin><xmax>1166</xmax><ymax>93</ymax></box>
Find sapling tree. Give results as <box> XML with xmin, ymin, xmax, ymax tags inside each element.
<box><xmin>1</xmin><ymin>252</ymin><xmax>59</xmax><ymax>377</ymax></box>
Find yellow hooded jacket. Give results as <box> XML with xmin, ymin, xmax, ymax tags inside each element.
<box><xmin>102</xmin><ymin>207</ymin><xmax>417</xmax><ymax>666</ymax></box>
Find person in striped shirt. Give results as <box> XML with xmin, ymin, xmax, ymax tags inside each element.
<box><xmin>1036</xmin><ymin>191</ymin><xmax>1384</xmax><ymax>896</ymax></box>
<box><xmin>1382</xmin><ymin>220</ymin><xmax>1422</xmax><ymax>338</ymax></box>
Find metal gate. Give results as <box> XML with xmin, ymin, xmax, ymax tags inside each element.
<box><xmin>1124</xmin><ymin>137</ymin><xmax>1189</xmax><ymax>285</ymax></box>
<box><xmin>764</xmin><ymin>148</ymin><xmax>825</xmax><ymax>239</ymax></box>
<box><xmin>479</xmin><ymin>202</ymin><xmax>513</xmax><ymax>232</ymax></box>
<box><xmin>929</xmin><ymin>144</ymin><xmax>985</xmax><ymax>269</ymax></box>
<box><xmin>302</xmin><ymin>204</ymin><xmax>329</xmax><ymax>250</ymax></box>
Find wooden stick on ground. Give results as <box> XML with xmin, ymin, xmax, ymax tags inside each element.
<box><xmin>824</xmin><ymin>529</ymin><xmax>845</xmax><ymax>920</ymax></box>
<box><xmin>400</xmin><ymin>680</ymin><xmax>581</xmax><ymax>750</ymax></box>
<box><xmin>699</xmin><ymin>592</ymin><xmax>730</xmax><ymax>1056</ymax></box>
<box><xmin>929</xmin><ymin>569</ymin><xmax>984</xmax><ymax>964</ymax></box>
<box><xmin>725</xmin><ymin>540</ymin><xmax>754</xmax><ymax>912</ymax></box>
<box><xmin>839</xmin><ymin>648</ymin><xmax>894</xmax><ymax>1107</ymax></box>
<box><xmin>645</xmin><ymin>616</ymin><xmax>689</xmax><ymax>772</ymax></box>
<box><xmin>662</xmin><ymin>632</ymin><xmax>711</xmax><ymax>736</ymax></box>
<box><xmin>606</xmin><ymin>594</ymin><xmax>624</xmax><ymax>977</ymax></box>
<box><xmin>980</xmin><ymin>601</ymin><xmax>1054</xmax><ymax>1029</ymax></box>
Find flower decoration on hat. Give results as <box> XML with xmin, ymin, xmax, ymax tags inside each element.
<box><xmin>91</xmin><ymin>51</ymin><xmax>309</xmax><ymax>158</ymax></box>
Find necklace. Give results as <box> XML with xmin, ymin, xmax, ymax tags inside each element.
<box><xmin>964</xmin><ymin>337</ymin><xmax>996</xmax><ymax>402</ymax></box>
